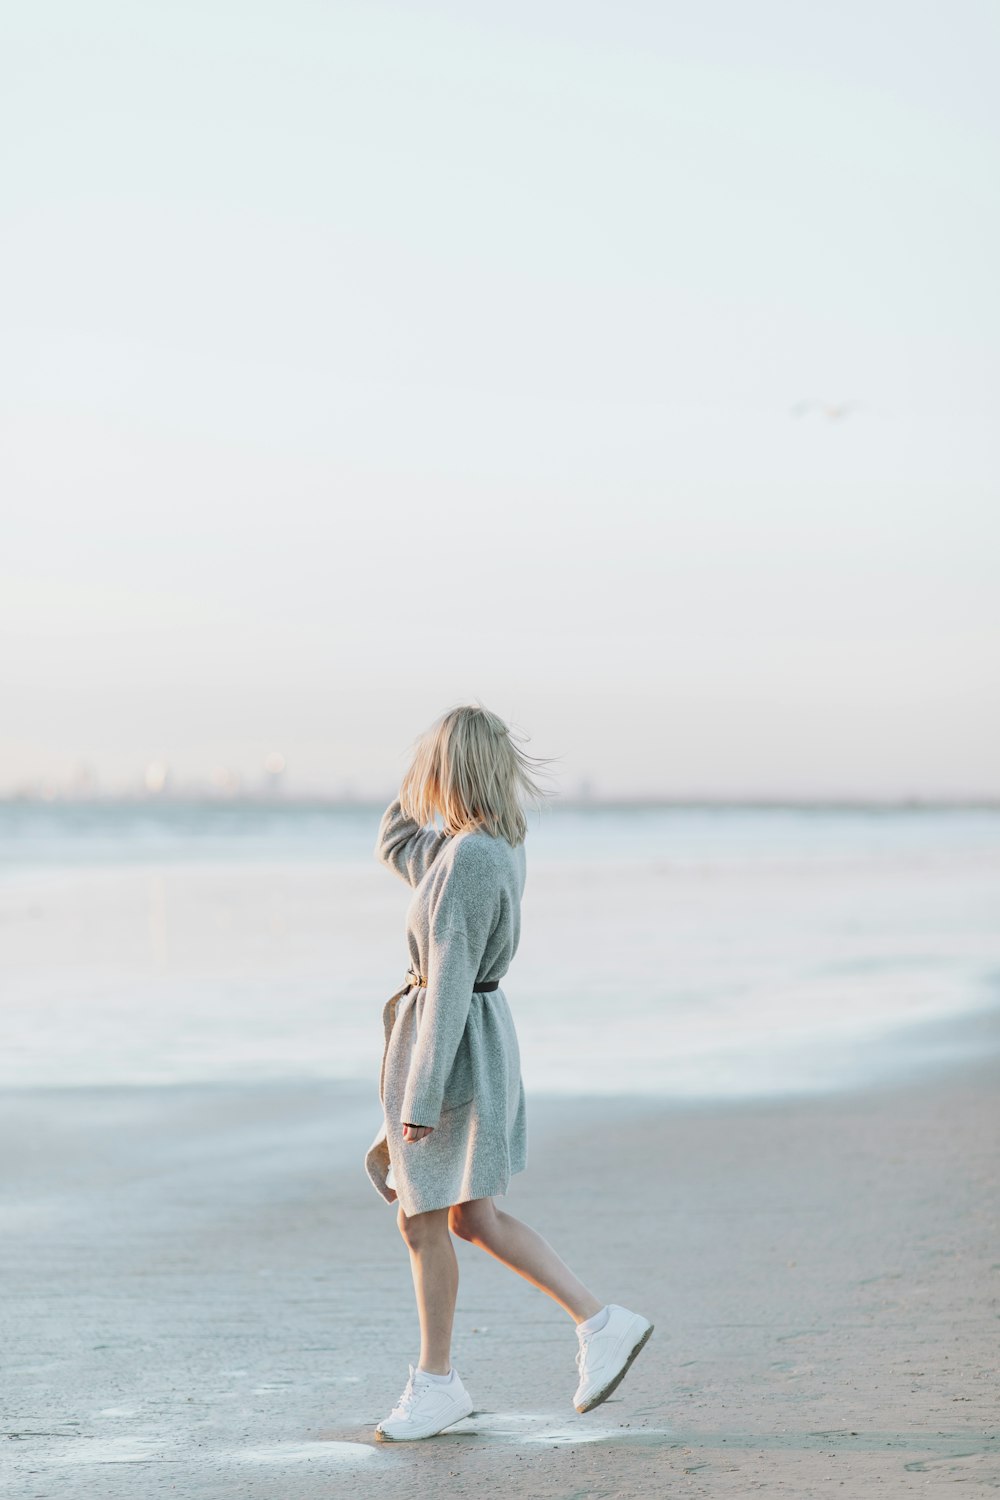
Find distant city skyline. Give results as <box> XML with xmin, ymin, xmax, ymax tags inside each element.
<box><xmin>3</xmin><ymin>2</ymin><xmax>998</xmax><ymax>801</ymax></box>
<box><xmin>6</xmin><ymin>755</ymin><xmax>999</xmax><ymax>807</ymax></box>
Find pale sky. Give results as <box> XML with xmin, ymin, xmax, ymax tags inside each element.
<box><xmin>2</xmin><ymin>1</ymin><xmax>998</xmax><ymax>799</ymax></box>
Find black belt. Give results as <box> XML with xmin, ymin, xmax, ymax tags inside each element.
<box><xmin>405</xmin><ymin>965</ymin><xmax>500</xmax><ymax>993</ymax></box>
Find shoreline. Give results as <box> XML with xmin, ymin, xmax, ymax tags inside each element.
<box><xmin>3</xmin><ymin>991</ymin><xmax>999</xmax><ymax>1105</ymax></box>
<box><xmin>4</xmin><ymin>1023</ymin><xmax>999</xmax><ymax>1496</ymax></box>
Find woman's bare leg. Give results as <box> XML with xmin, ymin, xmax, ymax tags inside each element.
<box><xmin>396</xmin><ymin>1205</ymin><xmax>458</xmax><ymax>1374</ymax></box>
<box><xmin>448</xmin><ymin>1199</ymin><xmax>604</xmax><ymax>1323</ymax></box>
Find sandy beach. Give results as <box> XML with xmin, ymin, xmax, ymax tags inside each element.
<box><xmin>3</xmin><ymin>1008</ymin><xmax>998</xmax><ymax>1499</ymax></box>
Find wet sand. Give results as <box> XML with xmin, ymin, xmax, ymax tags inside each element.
<box><xmin>3</xmin><ymin>1013</ymin><xmax>999</xmax><ymax>1499</ymax></box>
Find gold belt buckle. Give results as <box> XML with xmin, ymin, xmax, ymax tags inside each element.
<box><xmin>405</xmin><ymin>966</ymin><xmax>425</xmax><ymax>988</ymax></box>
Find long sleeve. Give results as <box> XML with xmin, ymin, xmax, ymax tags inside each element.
<box><xmin>374</xmin><ymin>796</ymin><xmax>450</xmax><ymax>887</ymax></box>
<box><xmin>401</xmin><ymin>843</ymin><xmax>499</xmax><ymax>1128</ymax></box>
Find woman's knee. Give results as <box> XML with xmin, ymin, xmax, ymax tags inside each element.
<box><xmin>396</xmin><ymin>1204</ymin><xmax>450</xmax><ymax>1250</ymax></box>
<box><xmin>448</xmin><ymin>1198</ymin><xmax>497</xmax><ymax>1244</ymax></box>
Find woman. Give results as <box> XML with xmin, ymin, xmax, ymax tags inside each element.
<box><xmin>364</xmin><ymin>702</ymin><xmax>653</xmax><ymax>1441</ymax></box>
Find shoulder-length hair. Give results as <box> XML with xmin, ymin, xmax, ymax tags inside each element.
<box><xmin>399</xmin><ymin>701</ymin><xmax>557</xmax><ymax>846</ymax></box>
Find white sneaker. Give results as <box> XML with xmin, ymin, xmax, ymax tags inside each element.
<box><xmin>375</xmin><ymin>1362</ymin><xmax>474</xmax><ymax>1441</ymax></box>
<box><xmin>573</xmin><ymin>1304</ymin><xmax>654</xmax><ymax>1413</ymax></box>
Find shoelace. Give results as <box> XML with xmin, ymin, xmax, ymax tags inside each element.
<box><xmin>387</xmin><ymin>1366</ymin><xmax>425</xmax><ymax>1420</ymax></box>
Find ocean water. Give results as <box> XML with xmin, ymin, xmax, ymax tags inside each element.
<box><xmin>1</xmin><ymin>801</ymin><xmax>998</xmax><ymax>1099</ymax></box>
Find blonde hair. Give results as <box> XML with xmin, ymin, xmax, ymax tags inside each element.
<box><xmin>399</xmin><ymin>701</ymin><xmax>557</xmax><ymax>846</ymax></box>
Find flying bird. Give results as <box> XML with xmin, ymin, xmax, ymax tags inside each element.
<box><xmin>790</xmin><ymin>399</ymin><xmax>864</xmax><ymax>421</ymax></box>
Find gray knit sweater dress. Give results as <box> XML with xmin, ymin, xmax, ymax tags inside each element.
<box><xmin>363</xmin><ymin>797</ymin><xmax>529</xmax><ymax>1216</ymax></box>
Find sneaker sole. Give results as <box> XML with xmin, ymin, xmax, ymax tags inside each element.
<box><xmin>374</xmin><ymin>1399</ymin><xmax>474</xmax><ymax>1441</ymax></box>
<box><xmin>575</xmin><ymin>1322</ymin><xmax>654</xmax><ymax>1414</ymax></box>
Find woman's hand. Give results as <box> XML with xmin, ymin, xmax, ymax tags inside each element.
<box><xmin>402</xmin><ymin>1122</ymin><xmax>434</xmax><ymax>1143</ymax></box>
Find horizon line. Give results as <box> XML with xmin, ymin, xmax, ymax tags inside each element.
<box><xmin>2</xmin><ymin>793</ymin><xmax>999</xmax><ymax>812</ymax></box>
